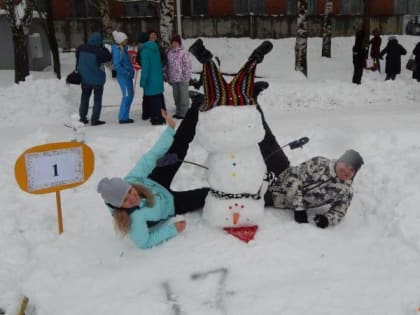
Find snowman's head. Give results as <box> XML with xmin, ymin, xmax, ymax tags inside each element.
<box><xmin>196</xmin><ymin>106</ymin><xmax>264</xmax><ymax>152</ymax></box>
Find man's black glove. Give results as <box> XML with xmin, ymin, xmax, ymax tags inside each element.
<box><xmin>294</xmin><ymin>210</ymin><xmax>308</xmax><ymax>224</ymax></box>
<box><xmin>314</xmin><ymin>214</ymin><xmax>329</xmax><ymax>228</ymax></box>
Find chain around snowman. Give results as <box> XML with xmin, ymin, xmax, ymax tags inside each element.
<box><xmin>189</xmin><ymin>39</ymin><xmax>273</xmax><ymax>241</ymax></box>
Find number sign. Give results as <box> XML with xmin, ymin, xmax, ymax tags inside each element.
<box><xmin>15</xmin><ymin>142</ymin><xmax>94</xmax><ymax>194</ymax></box>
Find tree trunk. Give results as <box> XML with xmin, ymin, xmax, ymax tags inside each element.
<box><xmin>295</xmin><ymin>0</ymin><xmax>308</xmax><ymax>77</ymax></box>
<box><xmin>321</xmin><ymin>0</ymin><xmax>333</xmax><ymax>58</ymax></box>
<box><xmin>13</xmin><ymin>28</ymin><xmax>30</xmax><ymax>83</ymax></box>
<box><xmin>4</xmin><ymin>0</ymin><xmax>34</xmax><ymax>84</ymax></box>
<box><xmin>159</xmin><ymin>0</ymin><xmax>175</xmax><ymax>51</ymax></box>
<box><xmin>46</xmin><ymin>0</ymin><xmax>61</xmax><ymax>79</ymax></box>
<box><xmin>363</xmin><ymin>0</ymin><xmax>370</xmax><ymax>50</ymax></box>
<box><xmin>33</xmin><ymin>0</ymin><xmax>61</xmax><ymax>79</ymax></box>
<box><xmin>98</xmin><ymin>0</ymin><xmax>112</xmax><ymax>40</ymax></box>
<box><xmin>48</xmin><ymin>26</ymin><xmax>61</xmax><ymax>79</ymax></box>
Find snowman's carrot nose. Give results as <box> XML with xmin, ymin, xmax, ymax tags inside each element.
<box><xmin>233</xmin><ymin>212</ymin><xmax>240</xmax><ymax>225</ymax></box>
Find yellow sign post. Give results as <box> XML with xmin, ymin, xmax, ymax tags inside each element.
<box><xmin>15</xmin><ymin>142</ymin><xmax>94</xmax><ymax>234</ymax></box>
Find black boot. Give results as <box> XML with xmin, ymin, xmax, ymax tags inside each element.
<box><xmin>249</xmin><ymin>41</ymin><xmax>273</xmax><ymax>63</ymax></box>
<box><xmin>189</xmin><ymin>90</ymin><xmax>204</xmax><ymax>109</ymax></box>
<box><xmin>189</xmin><ymin>39</ymin><xmax>213</xmax><ymax>64</ymax></box>
<box><xmin>254</xmin><ymin>81</ymin><xmax>269</xmax><ymax>101</ymax></box>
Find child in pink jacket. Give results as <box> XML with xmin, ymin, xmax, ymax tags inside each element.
<box><xmin>166</xmin><ymin>34</ymin><xmax>192</xmax><ymax>119</ymax></box>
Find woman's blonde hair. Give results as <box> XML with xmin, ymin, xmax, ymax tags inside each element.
<box><xmin>113</xmin><ymin>184</ymin><xmax>154</xmax><ymax>237</ymax></box>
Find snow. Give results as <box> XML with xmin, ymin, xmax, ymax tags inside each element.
<box><xmin>1</xmin><ymin>35</ymin><xmax>420</xmax><ymax>314</ymax></box>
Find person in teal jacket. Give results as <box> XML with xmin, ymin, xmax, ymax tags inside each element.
<box><xmin>97</xmin><ymin>105</ymin><xmax>208</xmax><ymax>249</ymax></box>
<box><xmin>139</xmin><ymin>39</ymin><xmax>166</xmax><ymax>125</ymax></box>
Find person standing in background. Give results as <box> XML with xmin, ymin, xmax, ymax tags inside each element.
<box><xmin>139</xmin><ymin>32</ymin><xmax>166</xmax><ymax>125</ymax></box>
<box><xmin>112</xmin><ymin>30</ymin><xmax>135</xmax><ymax>124</ymax></box>
<box><xmin>411</xmin><ymin>42</ymin><xmax>420</xmax><ymax>81</ymax></box>
<box><xmin>76</xmin><ymin>32</ymin><xmax>112</xmax><ymax>126</ymax></box>
<box><xmin>136</xmin><ymin>32</ymin><xmax>151</xmax><ymax>121</ymax></box>
<box><xmin>352</xmin><ymin>26</ymin><xmax>367</xmax><ymax>85</ymax></box>
<box><xmin>148</xmin><ymin>30</ymin><xmax>167</xmax><ymax>69</ymax></box>
<box><xmin>379</xmin><ymin>36</ymin><xmax>407</xmax><ymax>81</ymax></box>
<box><xmin>166</xmin><ymin>34</ymin><xmax>192</xmax><ymax>119</ymax></box>
<box><xmin>369</xmin><ymin>29</ymin><xmax>382</xmax><ymax>72</ymax></box>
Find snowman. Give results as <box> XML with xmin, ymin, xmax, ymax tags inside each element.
<box><xmin>189</xmin><ymin>39</ymin><xmax>273</xmax><ymax>241</ymax></box>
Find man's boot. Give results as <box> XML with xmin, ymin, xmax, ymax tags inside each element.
<box><xmin>249</xmin><ymin>41</ymin><xmax>273</xmax><ymax>63</ymax></box>
<box><xmin>189</xmin><ymin>39</ymin><xmax>213</xmax><ymax>64</ymax></box>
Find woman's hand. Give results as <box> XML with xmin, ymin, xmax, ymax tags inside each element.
<box><xmin>174</xmin><ymin>221</ymin><xmax>186</xmax><ymax>233</ymax></box>
<box><xmin>161</xmin><ymin>109</ymin><xmax>176</xmax><ymax>129</ymax></box>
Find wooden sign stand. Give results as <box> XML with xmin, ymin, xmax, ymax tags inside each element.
<box><xmin>15</xmin><ymin>142</ymin><xmax>94</xmax><ymax>234</ymax></box>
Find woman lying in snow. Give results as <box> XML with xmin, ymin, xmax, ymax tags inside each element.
<box><xmin>97</xmin><ymin>105</ymin><xmax>208</xmax><ymax>249</ymax></box>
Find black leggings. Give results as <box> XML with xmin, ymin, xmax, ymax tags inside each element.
<box><xmin>257</xmin><ymin>105</ymin><xmax>290</xmax><ymax>176</ymax></box>
<box><xmin>148</xmin><ymin>106</ymin><xmax>209</xmax><ymax>214</ymax></box>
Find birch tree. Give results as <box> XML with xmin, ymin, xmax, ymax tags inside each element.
<box><xmin>321</xmin><ymin>0</ymin><xmax>333</xmax><ymax>58</ymax></box>
<box><xmin>295</xmin><ymin>0</ymin><xmax>308</xmax><ymax>77</ymax></box>
<box><xmin>2</xmin><ymin>0</ymin><xmax>34</xmax><ymax>83</ymax></box>
<box><xmin>87</xmin><ymin>0</ymin><xmax>112</xmax><ymax>40</ymax></box>
<box><xmin>158</xmin><ymin>0</ymin><xmax>175</xmax><ymax>50</ymax></box>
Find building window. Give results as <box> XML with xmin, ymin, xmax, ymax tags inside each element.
<box><xmin>412</xmin><ymin>0</ymin><xmax>420</xmax><ymax>14</ymax></box>
<box><xmin>287</xmin><ymin>0</ymin><xmax>297</xmax><ymax>15</ymax></box>
<box><xmin>287</xmin><ymin>0</ymin><xmax>316</xmax><ymax>15</ymax></box>
<box><xmin>339</xmin><ymin>0</ymin><xmax>363</xmax><ymax>15</ymax></box>
<box><xmin>125</xmin><ymin>2</ymin><xmax>156</xmax><ymax>17</ymax></box>
<box><xmin>307</xmin><ymin>0</ymin><xmax>317</xmax><ymax>15</ymax></box>
<box><xmin>74</xmin><ymin>0</ymin><xmax>100</xmax><ymax>17</ymax></box>
<box><xmin>234</xmin><ymin>0</ymin><xmax>265</xmax><ymax>15</ymax></box>
<box><xmin>182</xmin><ymin>0</ymin><xmax>208</xmax><ymax>16</ymax></box>
<box><xmin>396</xmin><ymin>0</ymin><xmax>420</xmax><ymax>14</ymax></box>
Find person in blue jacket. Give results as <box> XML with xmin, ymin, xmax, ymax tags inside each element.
<box><xmin>97</xmin><ymin>104</ymin><xmax>208</xmax><ymax>249</ymax></box>
<box><xmin>76</xmin><ymin>32</ymin><xmax>112</xmax><ymax>126</ymax></box>
<box><xmin>112</xmin><ymin>30</ymin><xmax>135</xmax><ymax>124</ymax></box>
<box><xmin>139</xmin><ymin>33</ymin><xmax>166</xmax><ymax>125</ymax></box>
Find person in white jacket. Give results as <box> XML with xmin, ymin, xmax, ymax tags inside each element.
<box><xmin>166</xmin><ymin>34</ymin><xmax>192</xmax><ymax>119</ymax></box>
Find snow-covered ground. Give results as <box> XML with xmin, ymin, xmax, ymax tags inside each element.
<box><xmin>1</xmin><ymin>35</ymin><xmax>420</xmax><ymax>315</ymax></box>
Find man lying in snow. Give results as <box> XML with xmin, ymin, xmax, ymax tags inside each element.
<box><xmin>256</xmin><ymin>92</ymin><xmax>364</xmax><ymax>228</ymax></box>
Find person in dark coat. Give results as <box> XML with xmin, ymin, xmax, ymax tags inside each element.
<box><xmin>412</xmin><ymin>42</ymin><xmax>420</xmax><ymax>81</ymax></box>
<box><xmin>352</xmin><ymin>28</ymin><xmax>367</xmax><ymax>84</ymax></box>
<box><xmin>76</xmin><ymin>32</ymin><xmax>112</xmax><ymax>125</ymax></box>
<box><xmin>379</xmin><ymin>36</ymin><xmax>407</xmax><ymax>80</ymax></box>
<box><xmin>369</xmin><ymin>29</ymin><xmax>382</xmax><ymax>72</ymax></box>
